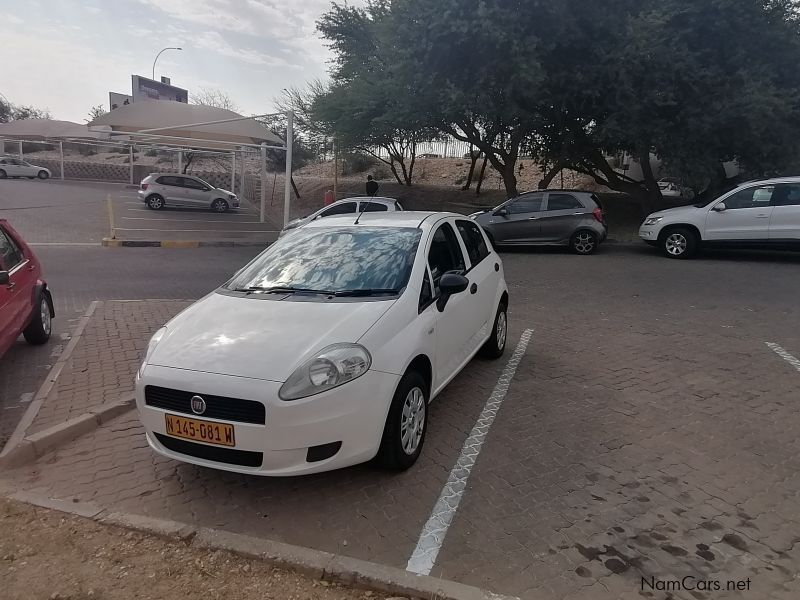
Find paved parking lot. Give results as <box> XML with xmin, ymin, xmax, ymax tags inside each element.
<box><xmin>4</xmin><ymin>242</ymin><xmax>800</xmax><ymax>599</ymax></box>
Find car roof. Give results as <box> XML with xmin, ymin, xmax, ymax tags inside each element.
<box><xmin>333</xmin><ymin>196</ymin><xmax>398</xmax><ymax>204</ymax></box>
<box><xmin>303</xmin><ymin>211</ymin><xmax>461</xmax><ymax>231</ymax></box>
<box><xmin>147</xmin><ymin>173</ymin><xmax>202</xmax><ymax>178</ymax></box>
<box><xmin>737</xmin><ymin>176</ymin><xmax>800</xmax><ymax>186</ymax></box>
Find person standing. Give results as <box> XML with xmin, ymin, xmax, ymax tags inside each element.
<box><xmin>324</xmin><ymin>189</ymin><xmax>334</xmax><ymax>205</ymax></box>
<box><xmin>365</xmin><ymin>175</ymin><xmax>379</xmax><ymax>197</ymax></box>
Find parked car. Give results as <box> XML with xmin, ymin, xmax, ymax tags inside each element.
<box><xmin>470</xmin><ymin>190</ymin><xmax>607</xmax><ymax>254</ymax></box>
<box><xmin>658</xmin><ymin>177</ymin><xmax>694</xmax><ymax>200</ymax></box>
<box><xmin>0</xmin><ymin>220</ymin><xmax>54</xmax><ymax>358</ymax></box>
<box><xmin>640</xmin><ymin>177</ymin><xmax>800</xmax><ymax>258</ymax></box>
<box><xmin>135</xmin><ymin>211</ymin><xmax>509</xmax><ymax>476</ymax></box>
<box><xmin>280</xmin><ymin>196</ymin><xmax>403</xmax><ymax>237</ymax></box>
<box><xmin>0</xmin><ymin>157</ymin><xmax>51</xmax><ymax>180</ymax></box>
<box><xmin>138</xmin><ymin>174</ymin><xmax>239</xmax><ymax>212</ymax></box>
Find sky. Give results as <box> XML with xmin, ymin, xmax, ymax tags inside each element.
<box><xmin>1</xmin><ymin>0</ymin><xmax>359</xmax><ymax>122</ymax></box>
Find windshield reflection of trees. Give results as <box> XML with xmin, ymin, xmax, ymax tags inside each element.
<box><xmin>229</xmin><ymin>227</ymin><xmax>421</xmax><ymax>291</ymax></box>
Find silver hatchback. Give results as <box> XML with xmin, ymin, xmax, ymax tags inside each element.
<box><xmin>138</xmin><ymin>174</ymin><xmax>240</xmax><ymax>212</ymax></box>
<box><xmin>471</xmin><ymin>190</ymin><xmax>607</xmax><ymax>254</ymax></box>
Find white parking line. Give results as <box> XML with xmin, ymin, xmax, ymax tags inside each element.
<box><xmin>406</xmin><ymin>328</ymin><xmax>534</xmax><ymax>576</ymax></box>
<box><xmin>122</xmin><ymin>216</ymin><xmax>269</xmax><ymax>224</ymax></box>
<box><xmin>766</xmin><ymin>342</ymin><xmax>800</xmax><ymax>373</ymax></box>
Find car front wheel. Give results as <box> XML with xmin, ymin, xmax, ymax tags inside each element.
<box><xmin>661</xmin><ymin>227</ymin><xmax>697</xmax><ymax>259</ymax></box>
<box><xmin>38</xmin><ymin>170</ymin><xmax>49</xmax><ymax>180</ymax></box>
<box><xmin>211</xmin><ymin>198</ymin><xmax>229</xmax><ymax>213</ymax></box>
<box><xmin>481</xmin><ymin>301</ymin><xmax>508</xmax><ymax>359</ymax></box>
<box><xmin>375</xmin><ymin>370</ymin><xmax>428</xmax><ymax>471</ymax></box>
<box><xmin>24</xmin><ymin>294</ymin><xmax>53</xmax><ymax>345</ymax></box>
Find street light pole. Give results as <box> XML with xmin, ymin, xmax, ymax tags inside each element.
<box><xmin>152</xmin><ymin>47</ymin><xmax>182</xmax><ymax>80</ymax></box>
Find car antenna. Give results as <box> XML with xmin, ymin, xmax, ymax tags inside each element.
<box><xmin>354</xmin><ymin>180</ymin><xmax>380</xmax><ymax>225</ymax></box>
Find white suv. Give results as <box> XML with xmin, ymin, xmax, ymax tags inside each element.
<box><xmin>640</xmin><ymin>177</ymin><xmax>800</xmax><ymax>258</ymax></box>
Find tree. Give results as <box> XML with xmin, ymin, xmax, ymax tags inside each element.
<box><xmin>192</xmin><ymin>87</ymin><xmax>239</xmax><ymax>112</ymax></box>
<box><xmin>86</xmin><ymin>104</ymin><xmax>105</xmax><ymax>123</ymax></box>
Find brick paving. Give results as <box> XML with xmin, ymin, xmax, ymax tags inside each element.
<box><xmin>3</xmin><ymin>247</ymin><xmax>800</xmax><ymax>599</ymax></box>
<box><xmin>28</xmin><ymin>301</ymin><xmax>190</xmax><ymax>435</ymax></box>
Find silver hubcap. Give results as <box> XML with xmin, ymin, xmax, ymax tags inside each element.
<box><xmin>574</xmin><ymin>232</ymin><xmax>595</xmax><ymax>253</ymax></box>
<box><xmin>41</xmin><ymin>298</ymin><xmax>51</xmax><ymax>335</ymax></box>
<box><xmin>496</xmin><ymin>310</ymin><xmax>507</xmax><ymax>350</ymax></box>
<box><xmin>151</xmin><ymin>198</ymin><xmax>162</xmax><ymax>208</ymax></box>
<box><xmin>214</xmin><ymin>201</ymin><xmax>226</xmax><ymax>212</ymax></box>
<box><xmin>400</xmin><ymin>387</ymin><xmax>426</xmax><ymax>455</ymax></box>
<box><xmin>665</xmin><ymin>233</ymin><xmax>687</xmax><ymax>255</ymax></box>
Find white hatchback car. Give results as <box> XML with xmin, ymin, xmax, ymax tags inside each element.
<box><xmin>0</xmin><ymin>157</ymin><xmax>51</xmax><ymax>179</ymax></box>
<box><xmin>640</xmin><ymin>177</ymin><xmax>800</xmax><ymax>258</ymax></box>
<box><xmin>136</xmin><ymin>211</ymin><xmax>509</xmax><ymax>475</ymax></box>
<box><xmin>279</xmin><ymin>196</ymin><xmax>403</xmax><ymax>237</ymax></box>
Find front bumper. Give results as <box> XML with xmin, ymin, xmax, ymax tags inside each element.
<box><xmin>639</xmin><ymin>225</ymin><xmax>658</xmax><ymax>242</ymax></box>
<box><xmin>135</xmin><ymin>364</ymin><xmax>400</xmax><ymax>476</ymax></box>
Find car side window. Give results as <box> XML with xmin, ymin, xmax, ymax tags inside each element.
<box><xmin>419</xmin><ymin>267</ymin><xmax>434</xmax><ymax>311</ymax></box>
<box><xmin>320</xmin><ymin>202</ymin><xmax>357</xmax><ymax>217</ymax></box>
<box><xmin>359</xmin><ymin>202</ymin><xmax>388</xmax><ymax>212</ymax></box>
<box><xmin>427</xmin><ymin>222</ymin><xmax>466</xmax><ymax>294</ymax></box>
<box><xmin>771</xmin><ymin>184</ymin><xmax>800</xmax><ymax>206</ymax></box>
<box><xmin>395</xmin><ymin>201</ymin><xmax>404</xmax><ymax>211</ymax></box>
<box><xmin>456</xmin><ymin>220</ymin><xmax>490</xmax><ymax>267</ymax></box>
<box><xmin>182</xmin><ymin>178</ymin><xmax>206</xmax><ymax>190</ymax></box>
<box><xmin>506</xmin><ymin>193</ymin><xmax>544</xmax><ymax>215</ymax></box>
<box><xmin>0</xmin><ymin>227</ymin><xmax>24</xmax><ymax>270</ymax></box>
<box><xmin>545</xmin><ymin>193</ymin><xmax>583</xmax><ymax>210</ymax></box>
<box><xmin>156</xmin><ymin>176</ymin><xmax>180</xmax><ymax>186</ymax></box>
<box><xmin>724</xmin><ymin>186</ymin><xmax>774</xmax><ymax>209</ymax></box>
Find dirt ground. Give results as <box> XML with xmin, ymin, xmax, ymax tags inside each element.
<box><xmin>0</xmin><ymin>498</ymin><xmax>403</xmax><ymax>600</ymax></box>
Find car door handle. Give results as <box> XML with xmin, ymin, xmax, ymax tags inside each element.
<box><xmin>527</xmin><ymin>216</ymin><xmax>540</xmax><ymax>220</ymax></box>
<box><xmin>470</xmin><ymin>283</ymin><xmax>478</xmax><ymax>294</ymax></box>
<box><xmin>755</xmin><ymin>214</ymin><xmax>770</xmax><ymax>218</ymax></box>
<box><xmin>6</xmin><ymin>282</ymin><xmax>15</xmax><ymax>290</ymax></box>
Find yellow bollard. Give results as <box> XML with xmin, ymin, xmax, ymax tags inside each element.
<box><xmin>107</xmin><ymin>195</ymin><xmax>116</xmax><ymax>240</ymax></box>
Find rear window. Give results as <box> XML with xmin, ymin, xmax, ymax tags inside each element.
<box><xmin>156</xmin><ymin>176</ymin><xmax>181</xmax><ymax>186</ymax></box>
<box><xmin>359</xmin><ymin>202</ymin><xmax>388</xmax><ymax>212</ymax></box>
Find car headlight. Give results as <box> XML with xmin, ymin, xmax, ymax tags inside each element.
<box><xmin>279</xmin><ymin>343</ymin><xmax>371</xmax><ymax>400</ymax></box>
<box><xmin>138</xmin><ymin>327</ymin><xmax>166</xmax><ymax>376</ymax></box>
<box><xmin>643</xmin><ymin>216</ymin><xmax>663</xmax><ymax>226</ymax></box>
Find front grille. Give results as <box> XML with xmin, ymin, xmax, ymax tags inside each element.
<box><xmin>154</xmin><ymin>433</ymin><xmax>263</xmax><ymax>467</ymax></box>
<box><xmin>145</xmin><ymin>386</ymin><xmax>266</xmax><ymax>425</ymax></box>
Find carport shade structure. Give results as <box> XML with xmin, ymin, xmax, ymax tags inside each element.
<box><xmin>0</xmin><ymin>119</ymin><xmax>111</xmax><ymax>141</ymax></box>
<box><xmin>88</xmin><ymin>101</ymin><xmax>291</xmax><ymax>224</ymax></box>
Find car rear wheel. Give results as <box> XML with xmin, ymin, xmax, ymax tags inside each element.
<box><xmin>23</xmin><ymin>294</ymin><xmax>52</xmax><ymax>345</ymax></box>
<box><xmin>661</xmin><ymin>227</ymin><xmax>697</xmax><ymax>259</ymax></box>
<box><xmin>570</xmin><ymin>230</ymin><xmax>598</xmax><ymax>255</ymax></box>
<box><xmin>147</xmin><ymin>195</ymin><xmax>165</xmax><ymax>210</ymax></box>
<box><xmin>0</xmin><ymin>169</ymin><xmax>6</xmax><ymax>179</ymax></box>
<box><xmin>375</xmin><ymin>370</ymin><xmax>428</xmax><ymax>471</ymax></box>
<box><xmin>37</xmin><ymin>170</ymin><xmax>49</xmax><ymax>180</ymax></box>
<box><xmin>211</xmin><ymin>198</ymin><xmax>229</xmax><ymax>213</ymax></box>
<box><xmin>480</xmin><ymin>301</ymin><xmax>507</xmax><ymax>359</ymax></box>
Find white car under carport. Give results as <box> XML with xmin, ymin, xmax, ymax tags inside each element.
<box><xmin>0</xmin><ymin>157</ymin><xmax>51</xmax><ymax>179</ymax></box>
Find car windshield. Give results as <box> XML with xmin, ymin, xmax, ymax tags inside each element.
<box><xmin>223</xmin><ymin>226</ymin><xmax>422</xmax><ymax>295</ymax></box>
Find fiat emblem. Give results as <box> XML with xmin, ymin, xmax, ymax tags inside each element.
<box><xmin>190</xmin><ymin>395</ymin><xmax>207</xmax><ymax>415</ymax></box>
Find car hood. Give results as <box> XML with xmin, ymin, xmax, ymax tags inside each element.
<box><xmin>149</xmin><ymin>291</ymin><xmax>395</xmax><ymax>381</ymax></box>
<box><xmin>646</xmin><ymin>204</ymin><xmax>700</xmax><ymax>219</ymax></box>
<box><xmin>215</xmin><ymin>188</ymin><xmax>235</xmax><ymax>196</ymax></box>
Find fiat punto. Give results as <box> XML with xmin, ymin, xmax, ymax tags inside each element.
<box><xmin>135</xmin><ymin>211</ymin><xmax>509</xmax><ymax>475</ymax></box>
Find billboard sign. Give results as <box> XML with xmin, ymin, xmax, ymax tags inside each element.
<box><xmin>109</xmin><ymin>92</ymin><xmax>133</xmax><ymax>111</ymax></box>
<box><xmin>131</xmin><ymin>75</ymin><xmax>188</xmax><ymax>104</ymax></box>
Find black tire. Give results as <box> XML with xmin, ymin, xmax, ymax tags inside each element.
<box><xmin>37</xmin><ymin>170</ymin><xmax>49</xmax><ymax>180</ymax></box>
<box><xmin>570</xmin><ymin>230</ymin><xmax>598</xmax><ymax>255</ymax></box>
<box><xmin>211</xmin><ymin>198</ymin><xmax>229</xmax><ymax>213</ymax></box>
<box><xmin>480</xmin><ymin>301</ymin><xmax>508</xmax><ymax>359</ymax></box>
<box><xmin>375</xmin><ymin>370</ymin><xmax>428</xmax><ymax>471</ymax></box>
<box><xmin>0</xmin><ymin>169</ymin><xmax>6</xmax><ymax>179</ymax></box>
<box><xmin>660</xmin><ymin>227</ymin><xmax>697</xmax><ymax>259</ymax></box>
<box><xmin>23</xmin><ymin>294</ymin><xmax>52</xmax><ymax>345</ymax></box>
<box><xmin>147</xmin><ymin>194</ymin><xmax>165</xmax><ymax>210</ymax></box>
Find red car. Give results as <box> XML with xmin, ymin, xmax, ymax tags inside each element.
<box><xmin>0</xmin><ymin>220</ymin><xmax>54</xmax><ymax>357</ymax></box>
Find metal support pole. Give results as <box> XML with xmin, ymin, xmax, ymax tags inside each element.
<box><xmin>178</xmin><ymin>150</ymin><xmax>182</xmax><ymax>173</ymax></box>
<box><xmin>260</xmin><ymin>143</ymin><xmax>267</xmax><ymax>223</ymax></box>
<box><xmin>107</xmin><ymin>195</ymin><xmax>116</xmax><ymax>239</ymax></box>
<box><xmin>239</xmin><ymin>149</ymin><xmax>245</xmax><ymax>201</ymax></box>
<box><xmin>59</xmin><ymin>141</ymin><xmax>64</xmax><ymax>180</ymax></box>
<box><xmin>231</xmin><ymin>152</ymin><xmax>236</xmax><ymax>192</ymax></box>
<box><xmin>18</xmin><ymin>141</ymin><xmax>23</xmax><ymax>159</ymax></box>
<box><xmin>283</xmin><ymin>111</ymin><xmax>293</xmax><ymax>227</ymax></box>
<box><xmin>333</xmin><ymin>136</ymin><xmax>338</xmax><ymax>201</ymax></box>
<box><xmin>129</xmin><ymin>145</ymin><xmax>134</xmax><ymax>184</ymax></box>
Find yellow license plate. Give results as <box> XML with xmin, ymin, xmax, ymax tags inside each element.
<box><xmin>164</xmin><ymin>414</ymin><xmax>235</xmax><ymax>447</ymax></box>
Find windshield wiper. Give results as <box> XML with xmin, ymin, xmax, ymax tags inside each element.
<box><xmin>332</xmin><ymin>288</ymin><xmax>399</xmax><ymax>297</ymax></box>
<box><xmin>231</xmin><ymin>286</ymin><xmax>335</xmax><ymax>295</ymax></box>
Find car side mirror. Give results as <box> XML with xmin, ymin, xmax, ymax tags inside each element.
<box><xmin>712</xmin><ymin>202</ymin><xmax>727</xmax><ymax>212</ymax></box>
<box><xmin>0</xmin><ymin>271</ymin><xmax>8</xmax><ymax>285</ymax></box>
<box><xmin>494</xmin><ymin>207</ymin><xmax>508</xmax><ymax>217</ymax></box>
<box><xmin>436</xmin><ymin>272</ymin><xmax>469</xmax><ymax>312</ymax></box>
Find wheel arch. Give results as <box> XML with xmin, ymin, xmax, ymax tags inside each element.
<box><xmin>658</xmin><ymin>223</ymin><xmax>702</xmax><ymax>242</ymax></box>
<box><xmin>404</xmin><ymin>353</ymin><xmax>432</xmax><ymax>395</ymax></box>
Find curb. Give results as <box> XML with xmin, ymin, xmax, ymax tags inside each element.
<box><xmin>2</xmin><ymin>490</ymin><xmax>519</xmax><ymax>600</ymax></box>
<box><xmin>0</xmin><ymin>396</ymin><xmax>135</xmax><ymax>469</ymax></box>
<box><xmin>102</xmin><ymin>238</ymin><xmax>270</xmax><ymax>248</ymax></box>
